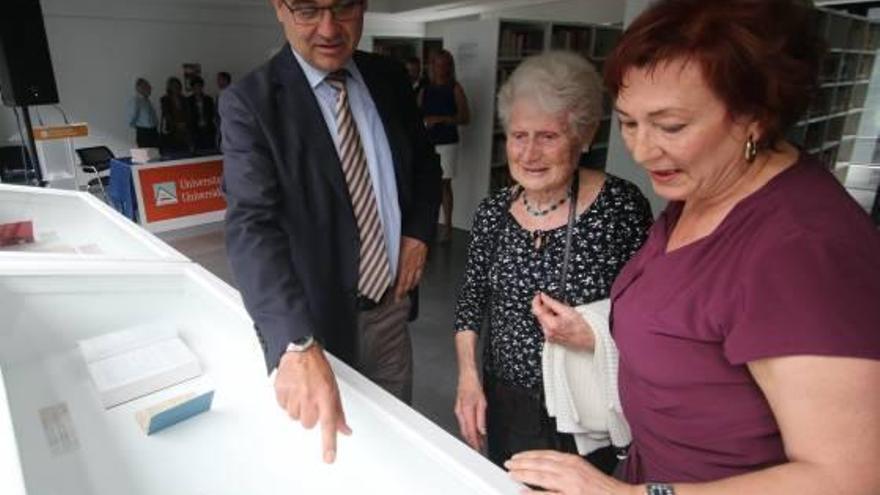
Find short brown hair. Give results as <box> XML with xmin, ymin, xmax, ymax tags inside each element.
<box><xmin>604</xmin><ymin>0</ymin><xmax>824</xmax><ymax>148</ymax></box>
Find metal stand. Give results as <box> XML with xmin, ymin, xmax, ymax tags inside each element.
<box><xmin>20</xmin><ymin>105</ymin><xmax>46</xmax><ymax>186</ymax></box>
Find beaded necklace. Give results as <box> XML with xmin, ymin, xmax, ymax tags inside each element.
<box><xmin>522</xmin><ymin>192</ymin><xmax>568</xmax><ymax>216</ymax></box>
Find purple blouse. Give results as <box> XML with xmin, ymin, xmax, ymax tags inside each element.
<box><xmin>611</xmin><ymin>155</ymin><xmax>880</xmax><ymax>483</ymax></box>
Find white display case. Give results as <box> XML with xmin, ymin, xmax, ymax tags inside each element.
<box><xmin>0</xmin><ymin>261</ymin><xmax>520</xmax><ymax>495</ymax></box>
<box><xmin>0</xmin><ymin>184</ymin><xmax>185</xmax><ymax>262</ymax></box>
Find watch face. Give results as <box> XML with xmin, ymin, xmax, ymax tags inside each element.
<box><xmin>287</xmin><ymin>336</ymin><xmax>315</xmax><ymax>353</ymax></box>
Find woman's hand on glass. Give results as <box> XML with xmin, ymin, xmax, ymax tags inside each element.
<box><xmin>532</xmin><ymin>292</ymin><xmax>595</xmax><ymax>351</ymax></box>
<box><xmin>505</xmin><ymin>450</ymin><xmax>635</xmax><ymax>495</ymax></box>
<box><xmin>454</xmin><ymin>371</ymin><xmax>487</xmax><ymax>452</ymax></box>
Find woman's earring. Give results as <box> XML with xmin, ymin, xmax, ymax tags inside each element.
<box><xmin>744</xmin><ymin>136</ymin><xmax>758</xmax><ymax>163</ymax></box>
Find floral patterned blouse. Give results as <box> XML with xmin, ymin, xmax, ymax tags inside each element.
<box><xmin>454</xmin><ymin>174</ymin><xmax>653</xmax><ymax>390</ymax></box>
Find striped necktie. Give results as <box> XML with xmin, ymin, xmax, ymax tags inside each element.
<box><xmin>325</xmin><ymin>70</ymin><xmax>392</xmax><ymax>303</ymax></box>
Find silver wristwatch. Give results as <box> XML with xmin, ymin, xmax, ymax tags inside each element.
<box><xmin>286</xmin><ymin>335</ymin><xmax>316</xmax><ymax>353</ymax></box>
<box><xmin>646</xmin><ymin>484</ymin><xmax>675</xmax><ymax>495</ymax></box>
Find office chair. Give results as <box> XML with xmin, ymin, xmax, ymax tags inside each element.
<box><xmin>75</xmin><ymin>145</ymin><xmax>115</xmax><ymax>199</ymax></box>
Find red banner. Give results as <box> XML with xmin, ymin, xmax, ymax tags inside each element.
<box><xmin>136</xmin><ymin>159</ymin><xmax>226</xmax><ymax>223</ymax></box>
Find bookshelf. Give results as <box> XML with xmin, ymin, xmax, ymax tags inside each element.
<box><xmin>787</xmin><ymin>8</ymin><xmax>879</xmax><ymax>170</ymax></box>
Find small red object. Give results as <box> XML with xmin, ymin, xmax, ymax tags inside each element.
<box><xmin>0</xmin><ymin>220</ymin><xmax>35</xmax><ymax>247</ymax></box>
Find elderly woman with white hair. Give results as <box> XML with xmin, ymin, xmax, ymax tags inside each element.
<box><xmin>452</xmin><ymin>51</ymin><xmax>653</xmax><ymax>473</ymax></box>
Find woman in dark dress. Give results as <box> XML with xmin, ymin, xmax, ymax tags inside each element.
<box><xmin>419</xmin><ymin>50</ymin><xmax>470</xmax><ymax>242</ymax></box>
<box><xmin>159</xmin><ymin>76</ymin><xmax>191</xmax><ymax>153</ymax></box>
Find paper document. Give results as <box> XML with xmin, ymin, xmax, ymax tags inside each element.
<box><xmin>79</xmin><ymin>324</ymin><xmax>202</xmax><ymax>409</ymax></box>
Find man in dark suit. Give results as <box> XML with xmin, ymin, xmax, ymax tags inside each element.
<box><xmin>186</xmin><ymin>76</ymin><xmax>217</xmax><ymax>151</ymax></box>
<box><xmin>405</xmin><ymin>56</ymin><xmax>428</xmax><ymax>96</ymax></box>
<box><xmin>220</xmin><ymin>0</ymin><xmax>440</xmax><ymax>464</ymax></box>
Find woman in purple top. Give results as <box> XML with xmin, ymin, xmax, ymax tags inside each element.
<box><xmin>505</xmin><ymin>1</ymin><xmax>880</xmax><ymax>494</ymax></box>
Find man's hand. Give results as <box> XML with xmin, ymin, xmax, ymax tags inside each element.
<box><xmin>274</xmin><ymin>344</ymin><xmax>352</xmax><ymax>463</ymax></box>
<box><xmin>532</xmin><ymin>292</ymin><xmax>595</xmax><ymax>352</ymax></box>
<box><xmin>394</xmin><ymin>236</ymin><xmax>428</xmax><ymax>301</ymax></box>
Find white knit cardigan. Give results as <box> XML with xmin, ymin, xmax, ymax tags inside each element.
<box><xmin>542</xmin><ymin>298</ymin><xmax>632</xmax><ymax>455</ymax></box>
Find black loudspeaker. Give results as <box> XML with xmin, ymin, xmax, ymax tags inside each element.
<box><xmin>0</xmin><ymin>0</ymin><xmax>59</xmax><ymax>107</ymax></box>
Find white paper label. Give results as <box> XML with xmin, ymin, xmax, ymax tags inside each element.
<box><xmin>39</xmin><ymin>403</ymin><xmax>80</xmax><ymax>456</ymax></box>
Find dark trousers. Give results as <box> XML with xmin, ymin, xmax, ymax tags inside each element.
<box><xmin>352</xmin><ymin>291</ymin><xmax>413</xmax><ymax>404</ymax></box>
<box><xmin>135</xmin><ymin>127</ymin><xmax>159</xmax><ymax>148</ymax></box>
<box><xmin>192</xmin><ymin>127</ymin><xmax>217</xmax><ymax>152</ymax></box>
<box><xmin>160</xmin><ymin>125</ymin><xmax>191</xmax><ymax>154</ymax></box>
<box><xmin>484</xmin><ymin>375</ymin><xmax>619</xmax><ymax>475</ymax></box>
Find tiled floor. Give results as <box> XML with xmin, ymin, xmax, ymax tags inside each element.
<box><xmin>161</xmin><ymin>224</ymin><xmax>469</xmax><ymax>437</ymax></box>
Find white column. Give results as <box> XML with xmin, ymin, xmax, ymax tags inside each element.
<box><xmin>604</xmin><ymin>0</ymin><xmax>667</xmax><ymax>217</ymax></box>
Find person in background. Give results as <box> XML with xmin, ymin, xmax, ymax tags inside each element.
<box><xmin>127</xmin><ymin>78</ymin><xmax>159</xmax><ymax>148</ymax></box>
<box><xmin>505</xmin><ymin>1</ymin><xmax>880</xmax><ymax>494</ymax></box>
<box><xmin>419</xmin><ymin>49</ymin><xmax>471</xmax><ymax>242</ymax></box>
<box><xmin>217</xmin><ymin>71</ymin><xmax>232</xmax><ymax>91</ymax></box>
<box><xmin>404</xmin><ymin>56</ymin><xmax>427</xmax><ymax>96</ymax></box>
<box><xmin>186</xmin><ymin>76</ymin><xmax>217</xmax><ymax>151</ymax></box>
<box><xmin>221</xmin><ymin>0</ymin><xmax>440</xmax><ymax>465</ymax></box>
<box><xmin>216</xmin><ymin>71</ymin><xmax>232</xmax><ymax>149</ymax></box>
<box><xmin>453</xmin><ymin>51</ymin><xmax>652</xmax><ymax>474</ymax></box>
<box><xmin>160</xmin><ymin>76</ymin><xmax>190</xmax><ymax>153</ymax></box>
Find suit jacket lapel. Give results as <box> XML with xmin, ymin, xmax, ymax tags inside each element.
<box><xmin>270</xmin><ymin>47</ymin><xmax>349</xmax><ymax>205</ymax></box>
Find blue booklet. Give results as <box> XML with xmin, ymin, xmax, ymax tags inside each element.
<box><xmin>136</xmin><ymin>390</ymin><xmax>214</xmax><ymax>435</ymax></box>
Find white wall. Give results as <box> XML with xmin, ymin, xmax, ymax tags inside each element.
<box><xmin>425</xmin><ymin>16</ymin><xmax>480</xmax><ymax>38</ymax></box>
<box><xmin>0</xmin><ymin>0</ymin><xmax>424</xmax><ymax>159</ymax></box>
<box><xmin>1</xmin><ymin>0</ymin><xmax>280</xmax><ymax>157</ymax></box>
<box><xmin>479</xmin><ymin>0</ymin><xmax>624</xmax><ymax>24</ymax></box>
<box><xmin>361</xmin><ymin>13</ymin><xmax>429</xmax><ymax>51</ymax></box>
<box><xmin>425</xmin><ymin>0</ymin><xmax>623</xmax><ymax>38</ymax></box>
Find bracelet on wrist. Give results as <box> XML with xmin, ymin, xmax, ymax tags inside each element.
<box><xmin>646</xmin><ymin>483</ymin><xmax>675</xmax><ymax>495</ymax></box>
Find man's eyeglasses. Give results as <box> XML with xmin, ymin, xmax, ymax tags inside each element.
<box><xmin>282</xmin><ymin>0</ymin><xmax>364</xmax><ymax>26</ymax></box>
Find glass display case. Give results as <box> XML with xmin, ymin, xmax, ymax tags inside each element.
<box><xmin>0</xmin><ymin>261</ymin><xmax>521</xmax><ymax>495</ymax></box>
<box><xmin>0</xmin><ymin>184</ymin><xmax>185</xmax><ymax>262</ymax></box>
